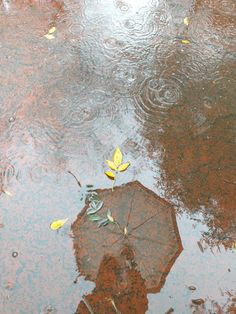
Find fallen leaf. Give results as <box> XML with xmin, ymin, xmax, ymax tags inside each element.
<box><xmin>50</xmin><ymin>218</ymin><xmax>68</xmax><ymax>230</ymax></box>
<box><xmin>98</xmin><ymin>218</ymin><xmax>109</xmax><ymax>227</ymax></box>
<box><xmin>197</xmin><ymin>241</ymin><xmax>204</xmax><ymax>253</ymax></box>
<box><xmin>89</xmin><ymin>215</ymin><xmax>102</xmax><ymax>222</ymax></box>
<box><xmin>48</xmin><ymin>26</ymin><xmax>56</xmax><ymax>34</ymax></box>
<box><xmin>165</xmin><ymin>308</ymin><xmax>174</xmax><ymax>314</ymax></box>
<box><xmin>90</xmin><ymin>200</ymin><xmax>103</xmax><ymax>211</ymax></box>
<box><xmin>105</xmin><ymin>171</ymin><xmax>116</xmax><ymax>180</ymax></box>
<box><xmin>118</xmin><ymin>162</ymin><xmax>130</xmax><ymax>172</ymax></box>
<box><xmin>44</xmin><ymin>34</ymin><xmax>55</xmax><ymax>40</ymax></box>
<box><xmin>192</xmin><ymin>299</ymin><xmax>205</xmax><ymax>305</ymax></box>
<box><xmin>3</xmin><ymin>189</ymin><xmax>13</xmax><ymax>197</ymax></box>
<box><xmin>107</xmin><ymin>210</ymin><xmax>114</xmax><ymax>223</ymax></box>
<box><xmin>181</xmin><ymin>39</ymin><xmax>190</xmax><ymax>44</ymax></box>
<box><xmin>113</xmin><ymin>147</ymin><xmax>123</xmax><ymax>166</ymax></box>
<box><xmin>106</xmin><ymin>160</ymin><xmax>117</xmax><ymax>171</ymax></box>
<box><xmin>87</xmin><ymin>201</ymin><xmax>103</xmax><ymax>215</ymax></box>
<box><xmin>183</xmin><ymin>17</ymin><xmax>189</xmax><ymax>26</ymax></box>
<box><xmin>232</xmin><ymin>242</ymin><xmax>236</xmax><ymax>250</ymax></box>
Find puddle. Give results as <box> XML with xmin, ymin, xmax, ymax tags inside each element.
<box><xmin>0</xmin><ymin>0</ymin><xmax>235</xmax><ymax>313</ymax></box>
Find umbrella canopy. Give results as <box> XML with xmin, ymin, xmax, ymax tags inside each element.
<box><xmin>72</xmin><ymin>181</ymin><xmax>183</xmax><ymax>294</ymax></box>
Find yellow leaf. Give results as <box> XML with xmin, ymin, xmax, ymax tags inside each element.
<box><xmin>44</xmin><ymin>34</ymin><xmax>55</xmax><ymax>40</ymax></box>
<box><xmin>181</xmin><ymin>39</ymin><xmax>190</xmax><ymax>44</ymax></box>
<box><xmin>107</xmin><ymin>214</ymin><xmax>114</xmax><ymax>223</ymax></box>
<box><xmin>3</xmin><ymin>189</ymin><xmax>13</xmax><ymax>197</ymax></box>
<box><xmin>233</xmin><ymin>242</ymin><xmax>236</xmax><ymax>250</ymax></box>
<box><xmin>118</xmin><ymin>162</ymin><xmax>130</xmax><ymax>172</ymax></box>
<box><xmin>50</xmin><ymin>218</ymin><xmax>68</xmax><ymax>230</ymax></box>
<box><xmin>48</xmin><ymin>26</ymin><xmax>56</xmax><ymax>34</ymax></box>
<box><xmin>105</xmin><ymin>171</ymin><xmax>116</xmax><ymax>180</ymax></box>
<box><xmin>113</xmin><ymin>147</ymin><xmax>123</xmax><ymax>166</ymax></box>
<box><xmin>106</xmin><ymin>160</ymin><xmax>117</xmax><ymax>171</ymax></box>
<box><xmin>183</xmin><ymin>17</ymin><xmax>189</xmax><ymax>26</ymax></box>
<box><xmin>124</xmin><ymin>227</ymin><xmax>128</xmax><ymax>235</ymax></box>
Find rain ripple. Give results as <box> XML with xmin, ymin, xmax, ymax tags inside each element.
<box><xmin>28</xmin><ymin>91</ymin><xmax>125</xmax><ymax>156</ymax></box>
<box><xmin>134</xmin><ymin>75</ymin><xmax>183</xmax><ymax>126</ymax></box>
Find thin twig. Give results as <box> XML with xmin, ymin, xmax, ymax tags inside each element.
<box><xmin>68</xmin><ymin>170</ymin><xmax>82</xmax><ymax>187</ymax></box>
<box><xmin>82</xmin><ymin>295</ymin><xmax>95</xmax><ymax>314</ymax></box>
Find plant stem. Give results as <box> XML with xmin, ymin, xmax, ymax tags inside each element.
<box><xmin>112</xmin><ymin>171</ymin><xmax>118</xmax><ymax>191</ymax></box>
<box><xmin>115</xmin><ymin>221</ymin><xmax>123</xmax><ymax>233</ymax></box>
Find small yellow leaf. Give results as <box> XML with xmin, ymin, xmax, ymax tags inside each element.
<box><xmin>181</xmin><ymin>39</ymin><xmax>190</xmax><ymax>44</ymax></box>
<box><xmin>183</xmin><ymin>17</ymin><xmax>189</xmax><ymax>26</ymax></box>
<box><xmin>50</xmin><ymin>218</ymin><xmax>68</xmax><ymax>230</ymax></box>
<box><xmin>124</xmin><ymin>227</ymin><xmax>128</xmax><ymax>235</ymax></box>
<box><xmin>232</xmin><ymin>242</ymin><xmax>236</xmax><ymax>250</ymax></box>
<box><xmin>48</xmin><ymin>26</ymin><xmax>56</xmax><ymax>34</ymax></box>
<box><xmin>118</xmin><ymin>162</ymin><xmax>130</xmax><ymax>172</ymax></box>
<box><xmin>107</xmin><ymin>214</ymin><xmax>114</xmax><ymax>223</ymax></box>
<box><xmin>3</xmin><ymin>189</ymin><xmax>13</xmax><ymax>197</ymax></box>
<box><xmin>113</xmin><ymin>147</ymin><xmax>123</xmax><ymax>166</ymax></box>
<box><xmin>105</xmin><ymin>171</ymin><xmax>116</xmax><ymax>180</ymax></box>
<box><xmin>106</xmin><ymin>160</ymin><xmax>117</xmax><ymax>171</ymax></box>
<box><xmin>44</xmin><ymin>34</ymin><xmax>55</xmax><ymax>40</ymax></box>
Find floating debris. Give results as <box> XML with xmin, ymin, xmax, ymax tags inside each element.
<box><xmin>197</xmin><ymin>241</ymin><xmax>204</xmax><ymax>253</ymax></box>
<box><xmin>8</xmin><ymin>116</ymin><xmax>15</xmax><ymax>123</ymax></box>
<box><xmin>12</xmin><ymin>251</ymin><xmax>18</xmax><ymax>258</ymax></box>
<box><xmin>3</xmin><ymin>189</ymin><xmax>13</xmax><ymax>197</ymax></box>
<box><xmin>44</xmin><ymin>26</ymin><xmax>56</xmax><ymax>39</ymax></box>
<box><xmin>50</xmin><ymin>218</ymin><xmax>68</xmax><ymax>230</ymax></box>
<box><xmin>183</xmin><ymin>17</ymin><xmax>190</xmax><ymax>26</ymax></box>
<box><xmin>48</xmin><ymin>26</ymin><xmax>56</xmax><ymax>34</ymax></box>
<box><xmin>181</xmin><ymin>39</ymin><xmax>190</xmax><ymax>44</ymax></box>
<box><xmin>191</xmin><ymin>298</ymin><xmax>205</xmax><ymax>305</ymax></box>
<box><xmin>44</xmin><ymin>34</ymin><xmax>55</xmax><ymax>40</ymax></box>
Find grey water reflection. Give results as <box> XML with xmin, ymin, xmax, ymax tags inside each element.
<box><xmin>0</xmin><ymin>0</ymin><xmax>235</xmax><ymax>313</ymax></box>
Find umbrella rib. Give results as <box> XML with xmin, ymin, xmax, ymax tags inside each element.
<box><xmin>126</xmin><ymin>191</ymin><xmax>135</xmax><ymax>228</ymax></box>
<box><xmin>104</xmin><ymin>226</ymin><xmax>121</xmax><ymax>236</ymax></box>
<box><xmin>103</xmin><ymin>235</ymin><xmax>123</xmax><ymax>248</ymax></box>
<box><xmin>82</xmin><ymin>295</ymin><xmax>95</xmax><ymax>314</ymax></box>
<box><xmin>130</xmin><ymin>211</ymin><xmax>159</xmax><ymax>232</ymax></box>
<box><xmin>129</xmin><ymin>234</ymin><xmax>167</xmax><ymax>246</ymax></box>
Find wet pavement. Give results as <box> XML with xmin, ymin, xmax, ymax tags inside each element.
<box><xmin>0</xmin><ymin>0</ymin><xmax>235</xmax><ymax>313</ymax></box>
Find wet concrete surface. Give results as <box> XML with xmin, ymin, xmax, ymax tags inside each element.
<box><xmin>0</xmin><ymin>0</ymin><xmax>235</xmax><ymax>313</ymax></box>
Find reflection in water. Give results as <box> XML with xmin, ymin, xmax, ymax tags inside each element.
<box><xmin>0</xmin><ymin>0</ymin><xmax>235</xmax><ymax>312</ymax></box>
<box><xmin>77</xmin><ymin>252</ymin><xmax>148</xmax><ymax>314</ymax></box>
<box><xmin>72</xmin><ymin>182</ymin><xmax>183</xmax><ymax>312</ymax></box>
<box><xmin>146</xmin><ymin>113</ymin><xmax>236</xmax><ymax>248</ymax></box>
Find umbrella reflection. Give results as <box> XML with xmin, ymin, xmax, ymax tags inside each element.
<box><xmin>72</xmin><ymin>181</ymin><xmax>183</xmax><ymax>313</ymax></box>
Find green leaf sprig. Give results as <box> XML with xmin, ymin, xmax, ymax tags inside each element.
<box><xmin>87</xmin><ymin>193</ymin><xmax>110</xmax><ymax>227</ymax></box>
